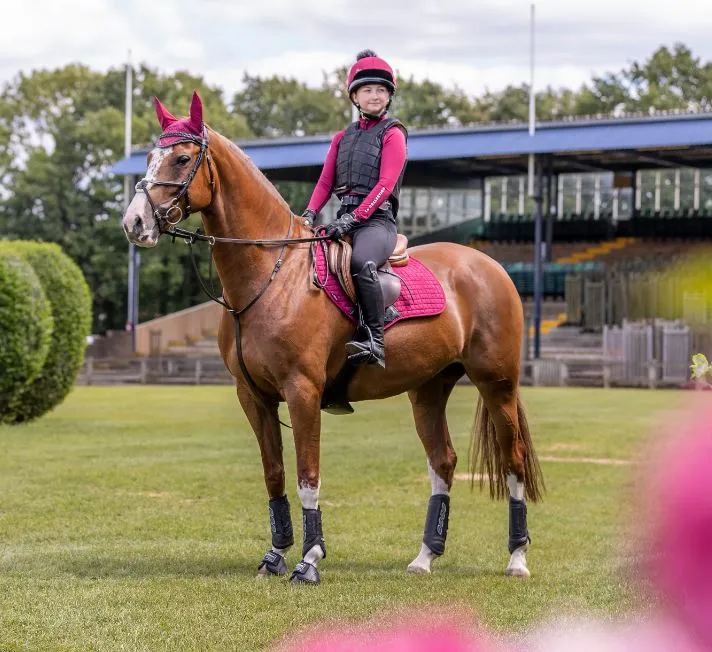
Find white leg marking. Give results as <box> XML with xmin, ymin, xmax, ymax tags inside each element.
<box><xmin>427</xmin><ymin>460</ymin><xmax>449</xmax><ymax>496</ymax></box>
<box><xmin>298</xmin><ymin>479</ymin><xmax>324</xmax><ymax>566</ymax></box>
<box><xmin>297</xmin><ymin>479</ymin><xmax>320</xmax><ymax>509</ymax></box>
<box><xmin>506</xmin><ymin>471</ymin><xmax>530</xmax><ymax>578</ymax></box>
<box><xmin>408</xmin><ymin>460</ymin><xmax>449</xmax><ymax>574</ymax></box>
<box><xmin>303</xmin><ymin>544</ymin><xmax>324</xmax><ymax>565</ymax></box>
<box><xmin>507</xmin><ymin>472</ymin><xmax>525</xmax><ymax>500</ymax></box>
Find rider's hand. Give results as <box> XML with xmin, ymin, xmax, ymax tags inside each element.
<box><xmin>324</xmin><ymin>213</ymin><xmax>358</xmax><ymax>241</ymax></box>
<box><xmin>301</xmin><ymin>209</ymin><xmax>317</xmax><ymax>226</ymax></box>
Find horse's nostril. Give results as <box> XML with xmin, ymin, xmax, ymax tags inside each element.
<box><xmin>133</xmin><ymin>216</ymin><xmax>143</xmax><ymax>235</ymax></box>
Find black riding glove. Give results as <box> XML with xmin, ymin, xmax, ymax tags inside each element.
<box><xmin>324</xmin><ymin>213</ymin><xmax>358</xmax><ymax>241</ymax></box>
<box><xmin>301</xmin><ymin>209</ymin><xmax>317</xmax><ymax>226</ymax></box>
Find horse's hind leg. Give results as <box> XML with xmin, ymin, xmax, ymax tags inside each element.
<box><xmin>474</xmin><ymin>379</ymin><xmax>543</xmax><ymax>578</ymax></box>
<box><xmin>235</xmin><ymin>383</ymin><xmax>293</xmax><ymax>579</ymax></box>
<box><xmin>406</xmin><ymin>366</ymin><xmax>461</xmax><ymax>574</ymax></box>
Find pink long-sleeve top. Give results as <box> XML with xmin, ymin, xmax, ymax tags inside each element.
<box><xmin>306</xmin><ymin>115</ymin><xmax>407</xmax><ymax>222</ymax></box>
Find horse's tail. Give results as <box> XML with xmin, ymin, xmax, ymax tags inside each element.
<box><xmin>468</xmin><ymin>394</ymin><xmax>545</xmax><ymax>503</ymax></box>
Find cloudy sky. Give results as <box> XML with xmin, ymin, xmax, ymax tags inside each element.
<box><xmin>3</xmin><ymin>0</ymin><xmax>712</xmax><ymax>99</ymax></box>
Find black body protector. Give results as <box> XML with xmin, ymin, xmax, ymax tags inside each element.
<box><xmin>334</xmin><ymin>118</ymin><xmax>407</xmax><ymax>218</ymax></box>
<box><xmin>334</xmin><ymin>118</ymin><xmax>408</xmax><ymax>368</ymax></box>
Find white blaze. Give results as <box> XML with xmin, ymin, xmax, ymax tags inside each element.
<box><xmin>127</xmin><ymin>146</ymin><xmax>173</xmax><ymax>218</ymax></box>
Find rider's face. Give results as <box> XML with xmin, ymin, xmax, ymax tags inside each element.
<box><xmin>352</xmin><ymin>84</ymin><xmax>390</xmax><ymax>115</ymax></box>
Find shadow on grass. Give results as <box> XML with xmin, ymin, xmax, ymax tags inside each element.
<box><xmin>51</xmin><ymin>554</ymin><xmax>254</xmax><ymax>579</ymax></box>
<box><xmin>6</xmin><ymin>551</ymin><xmax>500</xmax><ymax>581</ymax></box>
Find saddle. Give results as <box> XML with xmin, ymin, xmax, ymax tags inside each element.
<box><xmin>327</xmin><ymin>234</ymin><xmax>409</xmax><ymax>308</ymax></box>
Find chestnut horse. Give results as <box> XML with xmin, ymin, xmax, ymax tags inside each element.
<box><xmin>122</xmin><ymin>93</ymin><xmax>544</xmax><ymax>584</ymax></box>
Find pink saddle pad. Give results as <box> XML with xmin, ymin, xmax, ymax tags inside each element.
<box><xmin>314</xmin><ymin>243</ymin><xmax>446</xmax><ymax>329</ymax></box>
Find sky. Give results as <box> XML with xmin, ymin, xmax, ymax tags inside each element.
<box><xmin>3</xmin><ymin>0</ymin><xmax>712</xmax><ymax>100</ymax></box>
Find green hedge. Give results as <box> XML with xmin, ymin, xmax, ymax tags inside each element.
<box><xmin>0</xmin><ymin>252</ymin><xmax>53</xmax><ymax>422</ymax></box>
<box><xmin>0</xmin><ymin>242</ymin><xmax>92</xmax><ymax>423</ymax></box>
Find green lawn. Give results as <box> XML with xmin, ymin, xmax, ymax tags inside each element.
<box><xmin>0</xmin><ymin>386</ymin><xmax>682</xmax><ymax>650</ymax></box>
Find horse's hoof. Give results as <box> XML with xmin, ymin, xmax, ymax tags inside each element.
<box><xmin>505</xmin><ymin>544</ymin><xmax>531</xmax><ymax>577</ymax></box>
<box><xmin>289</xmin><ymin>560</ymin><xmax>320</xmax><ymax>585</ymax></box>
<box><xmin>407</xmin><ymin>544</ymin><xmax>436</xmax><ymax>574</ymax></box>
<box><xmin>505</xmin><ymin>566</ymin><xmax>531</xmax><ymax>578</ymax></box>
<box><xmin>256</xmin><ymin>550</ymin><xmax>288</xmax><ymax>578</ymax></box>
<box><xmin>506</xmin><ymin>546</ymin><xmax>531</xmax><ymax>578</ymax></box>
<box><xmin>407</xmin><ymin>561</ymin><xmax>431</xmax><ymax>574</ymax></box>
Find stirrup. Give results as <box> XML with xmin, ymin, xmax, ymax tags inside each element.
<box><xmin>345</xmin><ymin>339</ymin><xmax>385</xmax><ymax>368</ymax></box>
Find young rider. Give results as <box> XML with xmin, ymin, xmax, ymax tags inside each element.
<box><xmin>303</xmin><ymin>49</ymin><xmax>408</xmax><ymax>369</ymax></box>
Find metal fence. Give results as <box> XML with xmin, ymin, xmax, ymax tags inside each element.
<box><xmin>660</xmin><ymin>322</ymin><xmax>693</xmax><ymax>384</ymax></box>
<box><xmin>602</xmin><ymin>319</ymin><xmax>692</xmax><ymax>387</ymax></box>
<box><xmin>78</xmin><ymin>356</ymin><xmax>233</xmax><ymax>385</ymax></box>
<box><xmin>566</xmin><ymin>269</ymin><xmax>712</xmax><ymax>343</ymax></box>
<box><xmin>603</xmin><ymin>322</ymin><xmax>653</xmax><ymax>386</ymax></box>
<box><xmin>78</xmin><ymin>330</ymin><xmax>696</xmax><ymax>389</ymax></box>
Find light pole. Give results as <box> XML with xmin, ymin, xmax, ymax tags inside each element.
<box><xmin>124</xmin><ymin>51</ymin><xmax>139</xmax><ymax>350</ymax></box>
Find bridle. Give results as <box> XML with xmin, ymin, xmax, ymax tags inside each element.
<box><xmin>134</xmin><ymin>128</ymin><xmax>215</xmax><ymax>227</ymax></box>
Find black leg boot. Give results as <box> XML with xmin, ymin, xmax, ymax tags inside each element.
<box><xmin>345</xmin><ymin>261</ymin><xmax>385</xmax><ymax>368</ymax></box>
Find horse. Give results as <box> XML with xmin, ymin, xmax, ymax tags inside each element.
<box><xmin>122</xmin><ymin>92</ymin><xmax>544</xmax><ymax>585</ymax></box>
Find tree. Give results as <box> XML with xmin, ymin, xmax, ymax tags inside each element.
<box><xmin>391</xmin><ymin>77</ymin><xmax>485</xmax><ymax>128</ymax></box>
<box><xmin>573</xmin><ymin>43</ymin><xmax>712</xmax><ymax>115</ymax></box>
<box><xmin>233</xmin><ymin>73</ymin><xmax>347</xmax><ymax>137</ymax></box>
<box><xmin>627</xmin><ymin>43</ymin><xmax>710</xmax><ymax>112</ymax></box>
<box><xmin>0</xmin><ymin>64</ymin><xmax>251</xmax><ymax>332</ymax></box>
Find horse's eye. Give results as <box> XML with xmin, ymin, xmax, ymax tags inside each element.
<box><xmin>176</xmin><ymin>155</ymin><xmax>191</xmax><ymax>166</ymax></box>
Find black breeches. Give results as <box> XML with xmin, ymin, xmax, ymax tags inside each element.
<box><xmin>346</xmin><ymin>212</ymin><xmax>397</xmax><ymax>275</ymax></box>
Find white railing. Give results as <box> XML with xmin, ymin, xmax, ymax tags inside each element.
<box><xmin>78</xmin><ymin>356</ymin><xmax>233</xmax><ymax>386</ymax></box>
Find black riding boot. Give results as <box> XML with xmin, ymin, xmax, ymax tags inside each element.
<box><xmin>345</xmin><ymin>261</ymin><xmax>385</xmax><ymax>368</ymax></box>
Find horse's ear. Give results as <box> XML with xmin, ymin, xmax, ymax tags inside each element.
<box><xmin>154</xmin><ymin>96</ymin><xmax>177</xmax><ymax>130</ymax></box>
<box><xmin>189</xmin><ymin>91</ymin><xmax>203</xmax><ymax>132</ymax></box>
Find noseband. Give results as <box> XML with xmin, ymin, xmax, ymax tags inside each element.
<box><xmin>134</xmin><ymin>128</ymin><xmax>215</xmax><ymax>227</ymax></box>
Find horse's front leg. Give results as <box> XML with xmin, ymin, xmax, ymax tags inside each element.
<box><xmin>235</xmin><ymin>383</ymin><xmax>294</xmax><ymax>579</ymax></box>
<box><xmin>283</xmin><ymin>377</ymin><xmax>326</xmax><ymax>585</ymax></box>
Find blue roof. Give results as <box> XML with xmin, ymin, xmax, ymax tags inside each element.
<box><xmin>109</xmin><ymin>112</ymin><xmax>712</xmax><ymax>177</ymax></box>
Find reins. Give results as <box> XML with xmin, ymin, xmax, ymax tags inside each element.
<box><xmin>166</xmin><ymin>221</ymin><xmax>332</xmax><ymax>429</ymax></box>
<box><xmin>167</xmin><ymin>224</ymin><xmax>331</xmax><ymax>247</ymax></box>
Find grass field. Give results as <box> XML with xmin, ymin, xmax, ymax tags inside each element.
<box><xmin>0</xmin><ymin>385</ymin><xmax>687</xmax><ymax>650</ymax></box>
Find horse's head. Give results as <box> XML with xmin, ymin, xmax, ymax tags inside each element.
<box><xmin>123</xmin><ymin>91</ymin><xmax>215</xmax><ymax>247</ymax></box>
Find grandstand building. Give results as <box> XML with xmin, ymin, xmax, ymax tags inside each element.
<box><xmin>108</xmin><ymin>111</ymin><xmax>712</xmax><ymax>387</ymax></box>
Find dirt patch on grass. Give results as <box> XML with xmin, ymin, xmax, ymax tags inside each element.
<box><xmin>539</xmin><ymin>455</ymin><xmax>633</xmax><ymax>466</ymax></box>
<box><xmin>450</xmin><ymin>454</ymin><xmax>633</xmax><ymax>483</ymax></box>
<box><xmin>544</xmin><ymin>443</ymin><xmax>587</xmax><ymax>452</ymax></box>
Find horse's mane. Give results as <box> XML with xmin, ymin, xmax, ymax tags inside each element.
<box><xmin>208</xmin><ymin>127</ymin><xmax>292</xmax><ymax>212</ymax></box>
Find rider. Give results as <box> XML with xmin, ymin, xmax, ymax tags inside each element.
<box><xmin>302</xmin><ymin>50</ymin><xmax>408</xmax><ymax>369</ymax></box>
